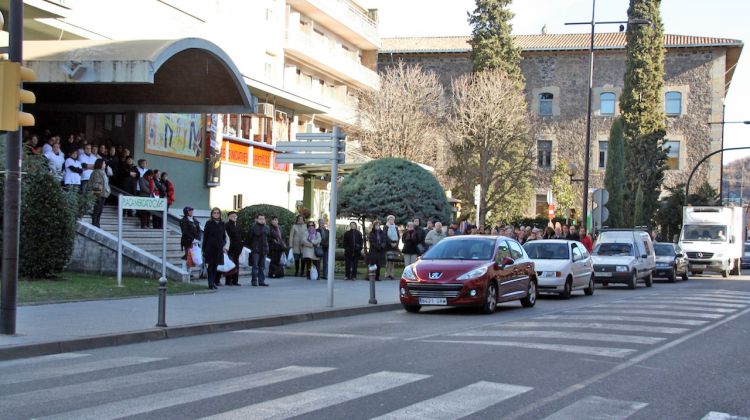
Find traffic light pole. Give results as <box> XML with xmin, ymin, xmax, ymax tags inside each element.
<box><xmin>1</xmin><ymin>0</ymin><xmax>24</xmax><ymax>335</ymax></box>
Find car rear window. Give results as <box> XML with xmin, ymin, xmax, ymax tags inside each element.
<box><xmin>653</xmin><ymin>244</ymin><xmax>675</xmax><ymax>256</ymax></box>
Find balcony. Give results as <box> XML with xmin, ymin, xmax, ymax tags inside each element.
<box><xmin>285</xmin><ymin>28</ymin><xmax>379</xmax><ymax>90</ymax></box>
<box><xmin>284</xmin><ymin>74</ymin><xmax>358</xmax><ymax>125</ymax></box>
<box><xmin>287</xmin><ymin>0</ymin><xmax>380</xmax><ymax>50</ymax></box>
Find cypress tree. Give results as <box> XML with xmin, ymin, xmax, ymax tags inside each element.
<box><xmin>633</xmin><ymin>186</ymin><xmax>644</xmax><ymax>228</ymax></box>
<box><xmin>619</xmin><ymin>0</ymin><xmax>667</xmax><ymax>227</ymax></box>
<box><xmin>604</xmin><ymin>118</ymin><xmax>625</xmax><ymax>227</ymax></box>
<box><xmin>468</xmin><ymin>0</ymin><xmax>523</xmax><ymax>83</ymax></box>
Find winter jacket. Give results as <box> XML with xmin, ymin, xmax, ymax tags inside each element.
<box><xmin>425</xmin><ymin>229</ymin><xmax>447</xmax><ymax>247</ymax></box>
<box><xmin>202</xmin><ymin>219</ymin><xmax>226</xmax><ymax>266</ymax></box>
<box><xmin>384</xmin><ymin>223</ymin><xmax>400</xmax><ymax>251</ymax></box>
<box><xmin>317</xmin><ymin>227</ymin><xmax>330</xmax><ymax>250</ymax></box>
<box><xmin>343</xmin><ymin>229</ymin><xmax>363</xmax><ymax>258</ymax></box>
<box><xmin>225</xmin><ymin>220</ymin><xmax>244</xmax><ymax>254</ymax></box>
<box><xmin>289</xmin><ymin>223</ymin><xmax>307</xmax><ymax>254</ymax></box>
<box><xmin>301</xmin><ymin>231</ymin><xmax>322</xmax><ymax>260</ymax></box>
<box><xmin>88</xmin><ymin>169</ymin><xmax>111</xmax><ymax>198</ymax></box>
<box><xmin>401</xmin><ymin>229</ymin><xmax>421</xmax><ymax>255</ymax></box>
<box><xmin>269</xmin><ymin>224</ymin><xmax>286</xmax><ymax>251</ymax></box>
<box><xmin>367</xmin><ymin>228</ymin><xmax>387</xmax><ymax>266</ymax></box>
<box><xmin>247</xmin><ymin>223</ymin><xmax>270</xmax><ymax>255</ymax></box>
<box><xmin>161</xmin><ymin>179</ymin><xmax>175</xmax><ymax>206</ymax></box>
<box><xmin>180</xmin><ymin>216</ymin><xmax>200</xmax><ymax>250</ymax></box>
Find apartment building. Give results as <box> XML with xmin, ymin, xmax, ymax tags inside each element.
<box><xmin>6</xmin><ymin>0</ymin><xmax>379</xmax><ymax>215</ymax></box>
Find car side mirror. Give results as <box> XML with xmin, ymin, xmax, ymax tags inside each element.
<box><xmin>641</xmin><ymin>254</ymin><xmax>648</xmax><ymax>259</ymax></box>
<box><xmin>501</xmin><ymin>257</ymin><xmax>514</xmax><ymax>269</ymax></box>
<box><xmin>676</xmin><ymin>252</ymin><xmax>684</xmax><ymax>258</ymax></box>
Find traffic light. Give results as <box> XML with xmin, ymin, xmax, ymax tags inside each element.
<box><xmin>0</xmin><ymin>61</ymin><xmax>36</xmax><ymax>131</ymax></box>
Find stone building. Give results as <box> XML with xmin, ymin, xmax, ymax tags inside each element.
<box><xmin>379</xmin><ymin>33</ymin><xmax>743</xmax><ymax>218</ymax></box>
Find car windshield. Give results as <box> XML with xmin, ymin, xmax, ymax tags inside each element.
<box><xmin>653</xmin><ymin>244</ymin><xmax>675</xmax><ymax>256</ymax></box>
<box><xmin>745</xmin><ymin>243</ymin><xmax>750</xmax><ymax>253</ymax></box>
<box><xmin>593</xmin><ymin>243</ymin><xmax>633</xmax><ymax>257</ymax></box>
<box><xmin>524</xmin><ymin>242</ymin><xmax>569</xmax><ymax>260</ymax></box>
<box><xmin>681</xmin><ymin>225</ymin><xmax>728</xmax><ymax>242</ymax></box>
<box><xmin>421</xmin><ymin>238</ymin><xmax>496</xmax><ymax>260</ymax></box>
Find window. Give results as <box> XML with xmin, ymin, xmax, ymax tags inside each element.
<box><xmin>535</xmin><ymin>194</ymin><xmax>548</xmax><ymax>218</ymax></box>
<box><xmin>539</xmin><ymin>92</ymin><xmax>553</xmax><ymax>116</ymax></box>
<box><xmin>665</xmin><ymin>140</ymin><xmax>680</xmax><ymax>170</ymax></box>
<box><xmin>598</xmin><ymin>141</ymin><xmax>608</xmax><ymax>168</ymax></box>
<box><xmin>600</xmin><ymin>92</ymin><xmax>616</xmax><ymax>115</ymax></box>
<box><xmin>665</xmin><ymin>91</ymin><xmax>682</xmax><ymax>116</ymax></box>
<box><xmin>233</xmin><ymin>194</ymin><xmax>243</xmax><ymax>210</ymax></box>
<box><xmin>537</xmin><ymin>140</ymin><xmax>552</xmax><ymax>168</ymax></box>
<box><xmin>572</xmin><ymin>245</ymin><xmax>583</xmax><ymax>261</ymax></box>
<box><xmin>508</xmin><ymin>241</ymin><xmax>525</xmax><ymax>260</ymax></box>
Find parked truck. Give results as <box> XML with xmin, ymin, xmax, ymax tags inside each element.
<box><xmin>678</xmin><ymin>206</ymin><xmax>743</xmax><ymax>277</ymax></box>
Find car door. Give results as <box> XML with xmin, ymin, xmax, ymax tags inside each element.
<box><xmin>570</xmin><ymin>244</ymin><xmax>585</xmax><ymax>287</ymax></box>
<box><xmin>507</xmin><ymin>240</ymin><xmax>531</xmax><ymax>297</ymax></box>
<box><xmin>495</xmin><ymin>240</ymin><xmax>518</xmax><ymax>300</ymax></box>
<box><xmin>579</xmin><ymin>245</ymin><xmax>594</xmax><ymax>281</ymax></box>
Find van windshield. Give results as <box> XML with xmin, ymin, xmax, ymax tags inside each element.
<box><xmin>593</xmin><ymin>243</ymin><xmax>633</xmax><ymax>257</ymax></box>
<box><xmin>682</xmin><ymin>225</ymin><xmax>727</xmax><ymax>242</ymax></box>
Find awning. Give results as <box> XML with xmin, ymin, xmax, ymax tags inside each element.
<box><xmin>22</xmin><ymin>38</ymin><xmax>256</xmax><ymax>113</ymax></box>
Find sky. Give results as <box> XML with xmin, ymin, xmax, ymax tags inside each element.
<box><xmin>365</xmin><ymin>0</ymin><xmax>750</xmax><ymax>164</ymax></box>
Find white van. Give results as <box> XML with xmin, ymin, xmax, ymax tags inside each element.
<box><xmin>591</xmin><ymin>229</ymin><xmax>656</xmax><ymax>289</ymax></box>
<box><xmin>678</xmin><ymin>206</ymin><xmax>744</xmax><ymax>277</ymax></box>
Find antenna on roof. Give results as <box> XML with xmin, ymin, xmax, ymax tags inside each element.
<box><xmin>541</xmin><ymin>24</ymin><xmax>548</xmax><ymax>35</ymax></box>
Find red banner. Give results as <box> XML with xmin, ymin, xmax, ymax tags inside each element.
<box><xmin>228</xmin><ymin>142</ymin><xmax>249</xmax><ymax>165</ymax></box>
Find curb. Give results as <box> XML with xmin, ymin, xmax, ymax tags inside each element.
<box><xmin>0</xmin><ymin>303</ymin><xmax>402</xmax><ymax>361</ymax></box>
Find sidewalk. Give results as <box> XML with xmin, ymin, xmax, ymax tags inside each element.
<box><xmin>0</xmin><ymin>276</ymin><xmax>401</xmax><ymax>360</ymax></box>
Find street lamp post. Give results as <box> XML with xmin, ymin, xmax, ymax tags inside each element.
<box><xmin>567</xmin><ymin>163</ymin><xmax>585</xmax><ymax>225</ymax></box>
<box><xmin>566</xmin><ymin>2</ymin><xmax>651</xmax><ymax>231</ymax></box>
<box><xmin>707</xmin><ymin>118</ymin><xmax>750</xmax><ymax>204</ymax></box>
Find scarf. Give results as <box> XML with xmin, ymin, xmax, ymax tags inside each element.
<box><xmin>386</xmin><ymin>224</ymin><xmax>398</xmax><ymax>242</ymax></box>
<box><xmin>307</xmin><ymin>227</ymin><xmax>317</xmax><ymax>242</ymax></box>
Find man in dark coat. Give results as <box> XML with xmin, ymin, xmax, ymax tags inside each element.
<box><xmin>224</xmin><ymin>211</ymin><xmax>243</xmax><ymax>286</ymax></box>
<box><xmin>343</xmin><ymin>222</ymin><xmax>363</xmax><ymax>280</ymax></box>
<box><xmin>247</xmin><ymin>214</ymin><xmax>270</xmax><ymax>287</ymax></box>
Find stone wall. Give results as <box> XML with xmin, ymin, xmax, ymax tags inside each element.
<box><xmin>379</xmin><ymin>47</ymin><xmax>724</xmax><ymax>215</ymax></box>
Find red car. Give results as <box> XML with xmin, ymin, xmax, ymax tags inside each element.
<box><xmin>399</xmin><ymin>236</ymin><xmax>538</xmax><ymax>314</ymax></box>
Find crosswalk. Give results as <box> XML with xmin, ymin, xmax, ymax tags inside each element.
<box><xmin>0</xmin><ymin>351</ymin><xmax>745</xmax><ymax>419</ymax></box>
<box><xmin>425</xmin><ymin>289</ymin><xmax>750</xmax><ymax>360</ymax></box>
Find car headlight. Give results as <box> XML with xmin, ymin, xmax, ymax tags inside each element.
<box><xmin>402</xmin><ymin>265</ymin><xmax>417</xmax><ymax>281</ymax></box>
<box><xmin>616</xmin><ymin>266</ymin><xmax>629</xmax><ymax>272</ymax></box>
<box><xmin>457</xmin><ymin>266</ymin><xmax>488</xmax><ymax>281</ymax></box>
<box><xmin>713</xmin><ymin>253</ymin><xmax>723</xmax><ymax>259</ymax></box>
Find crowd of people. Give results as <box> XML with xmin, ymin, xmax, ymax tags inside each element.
<box><xmin>25</xmin><ymin>131</ymin><xmax>176</xmax><ymax>229</ymax></box>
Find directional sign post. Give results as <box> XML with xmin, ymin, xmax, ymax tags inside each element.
<box><xmin>117</xmin><ymin>195</ymin><xmax>167</xmax><ymax>287</ymax></box>
<box><xmin>275</xmin><ymin>127</ymin><xmax>346</xmax><ymax>307</ymax></box>
<box><xmin>591</xmin><ymin>188</ymin><xmax>610</xmax><ymax>234</ymax></box>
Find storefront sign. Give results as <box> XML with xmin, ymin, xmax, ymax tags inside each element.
<box><xmin>253</xmin><ymin>147</ymin><xmax>272</xmax><ymax>169</ymax></box>
<box><xmin>228</xmin><ymin>142</ymin><xmax>249</xmax><ymax>165</ymax></box>
<box><xmin>120</xmin><ymin>196</ymin><xmax>166</xmax><ymax>211</ymax></box>
<box><xmin>273</xmin><ymin>152</ymin><xmax>289</xmax><ymax>172</ymax></box>
<box><xmin>145</xmin><ymin>113</ymin><xmax>204</xmax><ymax>161</ymax></box>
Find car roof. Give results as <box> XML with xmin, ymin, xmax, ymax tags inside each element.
<box><xmin>525</xmin><ymin>239</ymin><xmax>580</xmax><ymax>245</ymax></box>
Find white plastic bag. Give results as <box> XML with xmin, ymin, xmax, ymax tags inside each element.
<box><xmin>217</xmin><ymin>253</ymin><xmax>236</xmax><ymax>272</ymax></box>
<box><xmin>310</xmin><ymin>265</ymin><xmax>319</xmax><ymax>281</ymax></box>
<box><xmin>239</xmin><ymin>247</ymin><xmax>251</xmax><ymax>268</ymax></box>
<box><xmin>264</xmin><ymin>257</ymin><xmax>271</xmax><ymax>273</ymax></box>
<box><xmin>191</xmin><ymin>243</ymin><xmax>203</xmax><ymax>266</ymax></box>
<box><xmin>280</xmin><ymin>252</ymin><xmax>288</xmax><ymax>267</ymax></box>
<box><xmin>285</xmin><ymin>249</ymin><xmax>295</xmax><ymax>268</ymax></box>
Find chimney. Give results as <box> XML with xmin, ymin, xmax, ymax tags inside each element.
<box><xmin>541</xmin><ymin>24</ymin><xmax>548</xmax><ymax>35</ymax></box>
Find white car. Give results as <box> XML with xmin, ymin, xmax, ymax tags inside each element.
<box><xmin>523</xmin><ymin>239</ymin><xmax>594</xmax><ymax>299</ymax></box>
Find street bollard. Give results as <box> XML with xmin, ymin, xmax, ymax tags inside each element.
<box><xmin>368</xmin><ymin>264</ymin><xmax>378</xmax><ymax>304</ymax></box>
<box><xmin>156</xmin><ymin>277</ymin><xmax>168</xmax><ymax>327</ymax></box>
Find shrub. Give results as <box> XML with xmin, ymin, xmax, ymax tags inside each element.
<box><xmin>236</xmin><ymin>204</ymin><xmax>296</xmax><ymax>241</ymax></box>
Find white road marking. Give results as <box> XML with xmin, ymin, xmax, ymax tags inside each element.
<box><xmin>641</xmin><ymin>296</ymin><xmax>750</xmax><ymax>305</ymax></box>
<box><xmin>452</xmin><ymin>330</ymin><xmax>666</xmax><ymax>345</ymax></box>
<box><xmin>538</xmin><ymin>314</ymin><xmax>708</xmax><ymax>326</ymax></box>
<box><xmin>593</xmin><ymin>303</ymin><xmax>736</xmax><ymax>313</ymax></box>
<box><xmin>0</xmin><ymin>356</ymin><xmax>165</xmax><ymax>386</ymax></box>
<box><xmin>0</xmin><ymin>352</ymin><xmax>89</xmax><ymax>369</ymax></box>
<box><xmin>40</xmin><ymin>365</ymin><xmax>334</xmax><ymax>420</ymax></box>
<box><xmin>201</xmin><ymin>371</ymin><xmax>430</xmax><ymax>420</ymax></box>
<box><xmin>629</xmin><ymin>299</ymin><xmax>745</xmax><ymax>309</ymax></box>
<box><xmin>543</xmin><ymin>396</ymin><xmax>647</xmax><ymax>420</ymax></box>
<box><xmin>701</xmin><ymin>411</ymin><xmax>750</xmax><ymax>420</ymax></box>
<box><xmin>233</xmin><ymin>329</ymin><xmax>397</xmax><ymax>340</ymax></box>
<box><xmin>0</xmin><ymin>361</ymin><xmax>242</xmax><ymax>410</ymax></box>
<box><xmin>423</xmin><ymin>339</ymin><xmax>637</xmax><ymax>358</ymax></box>
<box><xmin>569</xmin><ymin>309</ymin><xmax>724</xmax><ymax>319</ymax></box>
<box><xmin>500</xmin><ymin>322</ymin><xmax>688</xmax><ymax>335</ymax></box>
<box><xmin>371</xmin><ymin>381</ymin><xmax>532</xmax><ymax>420</ymax></box>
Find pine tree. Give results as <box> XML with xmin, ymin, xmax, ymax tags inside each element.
<box><xmin>633</xmin><ymin>186</ymin><xmax>644</xmax><ymax>228</ymax></box>
<box><xmin>619</xmin><ymin>0</ymin><xmax>667</xmax><ymax>227</ymax></box>
<box><xmin>468</xmin><ymin>0</ymin><xmax>523</xmax><ymax>82</ymax></box>
<box><xmin>603</xmin><ymin>118</ymin><xmax>626</xmax><ymax>227</ymax></box>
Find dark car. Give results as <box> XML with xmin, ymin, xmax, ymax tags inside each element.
<box><xmin>399</xmin><ymin>236</ymin><xmax>537</xmax><ymax>314</ymax></box>
<box><xmin>742</xmin><ymin>242</ymin><xmax>750</xmax><ymax>270</ymax></box>
<box><xmin>653</xmin><ymin>242</ymin><xmax>689</xmax><ymax>282</ymax></box>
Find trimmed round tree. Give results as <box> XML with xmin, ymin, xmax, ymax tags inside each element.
<box><xmin>236</xmin><ymin>204</ymin><xmax>296</xmax><ymax>239</ymax></box>
<box><xmin>338</xmin><ymin>158</ymin><xmax>451</xmax><ymax>225</ymax></box>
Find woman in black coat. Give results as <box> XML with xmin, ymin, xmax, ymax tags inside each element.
<box><xmin>367</xmin><ymin>220</ymin><xmax>387</xmax><ymax>281</ymax></box>
<box><xmin>203</xmin><ymin>207</ymin><xmax>226</xmax><ymax>290</ymax></box>
<box><xmin>343</xmin><ymin>221</ymin><xmax>363</xmax><ymax>280</ymax></box>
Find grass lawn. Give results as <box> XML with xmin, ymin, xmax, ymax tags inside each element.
<box><xmin>9</xmin><ymin>272</ymin><xmax>207</xmax><ymax>305</ymax></box>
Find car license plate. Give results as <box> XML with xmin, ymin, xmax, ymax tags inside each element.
<box><xmin>419</xmin><ymin>297</ymin><xmax>447</xmax><ymax>305</ymax></box>
<box><xmin>691</xmin><ymin>264</ymin><xmax>706</xmax><ymax>269</ymax></box>
<box><xmin>595</xmin><ymin>272</ymin><xmax>613</xmax><ymax>277</ymax></box>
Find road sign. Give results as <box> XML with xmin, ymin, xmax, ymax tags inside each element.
<box><xmin>274</xmin><ymin>131</ymin><xmax>345</xmax><ymax>165</ymax></box>
<box><xmin>275</xmin><ymin>152</ymin><xmax>345</xmax><ymax>164</ymax></box>
<box><xmin>117</xmin><ymin>195</ymin><xmax>167</xmax><ymax>288</ymax></box>
<box><xmin>296</xmin><ymin>132</ymin><xmax>344</xmax><ymax>140</ymax></box>
<box><xmin>592</xmin><ymin>206</ymin><xmax>609</xmax><ymax>228</ymax></box>
<box><xmin>120</xmin><ymin>196</ymin><xmax>166</xmax><ymax>211</ymax></box>
<box><xmin>548</xmin><ymin>204</ymin><xmax>555</xmax><ymax>220</ymax></box>
<box><xmin>275</xmin><ymin>141</ymin><xmax>339</xmax><ymax>152</ymax></box>
<box><xmin>592</xmin><ymin>188</ymin><xmax>609</xmax><ymax>205</ymax></box>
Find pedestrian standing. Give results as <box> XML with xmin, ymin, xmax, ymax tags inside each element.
<box><xmin>88</xmin><ymin>159</ymin><xmax>110</xmax><ymax>228</ymax></box>
<box><xmin>425</xmin><ymin>222</ymin><xmax>447</xmax><ymax>248</ymax></box>
<box><xmin>367</xmin><ymin>220</ymin><xmax>386</xmax><ymax>281</ymax></box>
<box><xmin>180</xmin><ymin>206</ymin><xmax>200</xmax><ymax>260</ymax></box>
<box><xmin>343</xmin><ymin>222</ymin><xmax>363</xmax><ymax>280</ymax></box>
<box><xmin>317</xmin><ymin>218</ymin><xmax>330</xmax><ymax>280</ymax></box>
<box><xmin>151</xmin><ymin>169</ymin><xmax>165</xmax><ymax>229</ymax></box>
<box><xmin>401</xmin><ymin>222</ymin><xmax>420</xmax><ymax>267</ymax></box>
<box><xmin>160</xmin><ymin>172</ymin><xmax>175</xmax><ymax>210</ymax></box>
<box><xmin>63</xmin><ymin>149</ymin><xmax>83</xmax><ymax>192</ymax></box>
<box><xmin>412</xmin><ymin>217</ymin><xmax>427</xmax><ymax>256</ymax></box>
<box><xmin>580</xmin><ymin>228</ymin><xmax>593</xmax><ymax>252</ymax></box>
<box><xmin>203</xmin><ymin>207</ymin><xmax>226</xmax><ymax>290</ymax></box>
<box><xmin>268</xmin><ymin>216</ymin><xmax>287</xmax><ymax>278</ymax></box>
<box><xmin>137</xmin><ymin>170</ymin><xmax>154</xmax><ymax>228</ymax></box>
<box><xmin>383</xmin><ymin>215</ymin><xmax>400</xmax><ymax>280</ymax></box>
<box><xmin>78</xmin><ymin>143</ymin><xmax>97</xmax><ymax>194</ymax></box>
<box><xmin>44</xmin><ymin>142</ymin><xmax>65</xmax><ymax>184</ymax></box>
<box><xmin>289</xmin><ymin>215</ymin><xmax>307</xmax><ymax>277</ymax></box>
<box><xmin>566</xmin><ymin>225</ymin><xmax>581</xmax><ymax>241</ymax></box>
<box><xmin>247</xmin><ymin>214</ymin><xmax>270</xmax><ymax>286</ymax></box>
<box><xmin>224</xmin><ymin>211</ymin><xmax>243</xmax><ymax>286</ymax></box>
<box><xmin>301</xmin><ymin>221</ymin><xmax>322</xmax><ymax>280</ymax></box>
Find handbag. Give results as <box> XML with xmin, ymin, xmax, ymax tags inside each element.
<box><xmin>314</xmin><ymin>245</ymin><xmax>324</xmax><ymax>258</ymax></box>
<box><xmin>386</xmin><ymin>251</ymin><xmax>401</xmax><ymax>262</ymax></box>
<box><xmin>217</xmin><ymin>253</ymin><xmax>236</xmax><ymax>272</ymax></box>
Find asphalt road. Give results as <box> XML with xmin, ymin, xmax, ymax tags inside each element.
<box><xmin>2</xmin><ymin>271</ymin><xmax>749</xmax><ymax>420</ymax></box>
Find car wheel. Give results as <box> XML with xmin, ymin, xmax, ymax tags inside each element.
<box><xmin>628</xmin><ymin>270</ymin><xmax>637</xmax><ymax>290</ymax></box>
<box><xmin>681</xmin><ymin>270</ymin><xmax>689</xmax><ymax>281</ymax></box>
<box><xmin>668</xmin><ymin>267</ymin><xmax>676</xmax><ymax>283</ymax></box>
<box><xmin>583</xmin><ymin>275</ymin><xmax>595</xmax><ymax>296</ymax></box>
<box><xmin>480</xmin><ymin>281</ymin><xmax>497</xmax><ymax>314</ymax></box>
<box><xmin>721</xmin><ymin>269</ymin><xmax>729</xmax><ymax>278</ymax></box>
<box><xmin>560</xmin><ymin>277</ymin><xmax>572</xmax><ymax>300</ymax></box>
<box><xmin>521</xmin><ymin>279</ymin><xmax>537</xmax><ymax>308</ymax></box>
<box><xmin>645</xmin><ymin>272</ymin><xmax>653</xmax><ymax>288</ymax></box>
<box><xmin>403</xmin><ymin>304</ymin><xmax>421</xmax><ymax>313</ymax></box>
<box><xmin>730</xmin><ymin>259</ymin><xmax>741</xmax><ymax>276</ymax></box>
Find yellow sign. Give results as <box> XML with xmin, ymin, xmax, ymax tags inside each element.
<box><xmin>145</xmin><ymin>114</ymin><xmax>203</xmax><ymax>161</ymax></box>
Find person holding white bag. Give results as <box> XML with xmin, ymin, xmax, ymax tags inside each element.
<box><xmin>301</xmin><ymin>221</ymin><xmax>322</xmax><ymax>280</ymax></box>
<box><xmin>203</xmin><ymin>208</ymin><xmax>226</xmax><ymax>290</ymax></box>
<box><xmin>223</xmin><ymin>211</ymin><xmax>243</xmax><ymax>286</ymax></box>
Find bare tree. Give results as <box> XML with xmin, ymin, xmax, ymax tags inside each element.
<box><xmin>350</xmin><ymin>62</ymin><xmax>445</xmax><ymax>165</ymax></box>
<box><xmin>446</xmin><ymin>69</ymin><xmax>534</xmax><ymax>225</ymax></box>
